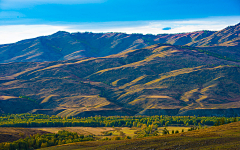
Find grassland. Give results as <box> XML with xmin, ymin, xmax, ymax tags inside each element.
<box><xmin>32</xmin><ymin>127</ymin><xmax>115</xmax><ymax>136</ymax></box>
<box><xmin>31</xmin><ymin>126</ymin><xmax>190</xmax><ymax>138</ymax></box>
<box><xmin>1</xmin><ymin>43</ymin><xmax>240</xmax><ymax>117</ymax></box>
<box><xmin>38</xmin><ymin>121</ymin><xmax>240</xmax><ymax>150</ymax></box>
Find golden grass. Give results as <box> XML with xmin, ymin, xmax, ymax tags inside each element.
<box><xmin>148</xmin><ymin>95</ymin><xmax>173</xmax><ymax>99</ymax></box>
<box><xmin>145</xmin><ymin>66</ymin><xmax>204</xmax><ymax>85</ymax></box>
<box><xmin>180</xmin><ymin>88</ymin><xmax>199</xmax><ymax>102</ymax></box>
<box><xmin>0</xmin><ymin>96</ymin><xmax>18</xmax><ymax>100</ymax></box>
<box><xmin>92</xmin><ymin>47</ymin><xmax>179</xmax><ymax>76</ymax></box>
<box><xmin>117</xmin><ymin>88</ymin><xmax>144</xmax><ymax>100</ymax></box>
<box><xmin>119</xmin><ymin>75</ymin><xmax>146</xmax><ymax>89</ymax></box>
<box><xmin>0</xmin><ymin>65</ymin><xmax>42</xmax><ymax>80</ymax></box>
<box><xmin>152</xmin><ymin>46</ymin><xmax>171</xmax><ymax>53</ymax></box>
<box><xmin>38</xmin><ymin>121</ymin><xmax>240</xmax><ymax>150</ymax></box>
<box><xmin>128</xmin><ymin>97</ymin><xmax>146</xmax><ymax>105</ymax></box>
<box><xmin>2</xmin><ymin>80</ymin><xmax>20</xmax><ymax>86</ymax></box>
<box><xmin>201</xmin><ymin>84</ymin><xmax>217</xmax><ymax>93</ymax></box>
<box><xmin>34</xmin><ymin>127</ymin><xmax>116</xmax><ymax>136</ymax></box>
<box><xmin>28</xmin><ymin>58</ymin><xmax>96</xmax><ymax>75</ymax></box>
<box><xmin>120</xmin><ymin>127</ymin><xmax>137</xmax><ymax>137</ymax></box>
<box><xmin>40</xmin><ymin>95</ymin><xmax>59</xmax><ymax>104</ymax></box>
<box><xmin>158</xmin><ymin>126</ymin><xmax>191</xmax><ymax>135</ymax></box>
<box><xmin>195</xmin><ymin>95</ymin><xmax>208</xmax><ymax>107</ymax></box>
<box><xmin>111</xmin><ymin>79</ymin><xmax>121</xmax><ymax>86</ymax></box>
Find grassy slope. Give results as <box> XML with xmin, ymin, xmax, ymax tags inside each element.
<box><xmin>39</xmin><ymin>121</ymin><xmax>240</xmax><ymax>150</ymax></box>
<box><xmin>0</xmin><ymin>44</ymin><xmax>240</xmax><ymax>116</ymax></box>
<box><xmin>188</xmin><ymin>23</ymin><xmax>240</xmax><ymax>47</ymax></box>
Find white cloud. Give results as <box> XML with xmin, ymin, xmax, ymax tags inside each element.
<box><xmin>0</xmin><ymin>0</ymin><xmax>106</xmax><ymax>9</ymax></box>
<box><xmin>0</xmin><ymin>16</ymin><xmax>239</xmax><ymax>44</ymax></box>
<box><xmin>66</xmin><ymin>16</ymin><xmax>240</xmax><ymax>34</ymax></box>
<box><xmin>0</xmin><ymin>25</ymin><xmax>70</xmax><ymax>44</ymax></box>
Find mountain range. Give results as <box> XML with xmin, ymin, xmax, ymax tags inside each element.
<box><xmin>0</xmin><ymin>23</ymin><xmax>240</xmax><ymax>117</ymax></box>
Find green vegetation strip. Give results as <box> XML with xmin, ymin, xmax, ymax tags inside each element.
<box><xmin>0</xmin><ymin>114</ymin><xmax>238</xmax><ymax>128</ymax></box>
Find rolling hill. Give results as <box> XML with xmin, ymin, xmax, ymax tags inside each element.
<box><xmin>0</xmin><ymin>43</ymin><xmax>240</xmax><ymax>117</ymax></box>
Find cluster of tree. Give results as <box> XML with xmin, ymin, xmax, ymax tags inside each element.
<box><xmin>0</xmin><ymin>130</ymin><xmax>94</xmax><ymax>150</ymax></box>
<box><xmin>134</xmin><ymin>124</ymin><xmax>159</xmax><ymax>138</ymax></box>
<box><xmin>214</xmin><ymin>117</ymin><xmax>237</xmax><ymax>126</ymax></box>
<box><xmin>0</xmin><ymin>113</ymin><xmax>238</xmax><ymax>128</ymax></box>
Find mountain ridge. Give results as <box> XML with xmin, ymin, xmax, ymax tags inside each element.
<box><xmin>1</xmin><ymin>22</ymin><xmax>239</xmax><ymax>64</ymax></box>
<box><xmin>0</xmin><ymin>29</ymin><xmax>218</xmax><ymax>63</ymax></box>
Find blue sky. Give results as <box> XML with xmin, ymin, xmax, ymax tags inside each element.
<box><xmin>0</xmin><ymin>0</ymin><xmax>240</xmax><ymax>44</ymax></box>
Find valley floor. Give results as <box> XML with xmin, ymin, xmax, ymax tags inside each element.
<box><xmin>38</xmin><ymin>121</ymin><xmax>240</xmax><ymax>150</ymax></box>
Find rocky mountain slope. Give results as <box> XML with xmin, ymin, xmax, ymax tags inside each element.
<box><xmin>0</xmin><ymin>43</ymin><xmax>240</xmax><ymax>117</ymax></box>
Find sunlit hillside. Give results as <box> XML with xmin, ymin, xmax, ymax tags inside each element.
<box><xmin>0</xmin><ymin>43</ymin><xmax>240</xmax><ymax>117</ymax></box>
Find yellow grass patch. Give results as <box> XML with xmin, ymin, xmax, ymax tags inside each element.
<box><xmin>0</xmin><ymin>96</ymin><xmax>18</xmax><ymax>100</ymax></box>
<box><xmin>129</xmin><ymin>97</ymin><xmax>146</xmax><ymax>105</ymax></box>
<box><xmin>145</xmin><ymin>66</ymin><xmax>204</xmax><ymax>85</ymax></box>
<box><xmin>0</xmin><ymin>65</ymin><xmax>42</xmax><ymax>80</ymax></box>
<box><xmin>181</xmin><ymin>88</ymin><xmax>199</xmax><ymax>102</ymax></box>
<box><xmin>2</xmin><ymin>80</ymin><xmax>20</xmax><ymax>85</ymax></box>
<box><xmin>158</xmin><ymin>126</ymin><xmax>191</xmax><ymax>135</ymax></box>
<box><xmin>93</xmin><ymin>48</ymin><xmax>179</xmax><ymax>75</ymax></box>
<box><xmin>152</xmin><ymin>46</ymin><xmax>171</xmax><ymax>53</ymax></box>
<box><xmin>119</xmin><ymin>75</ymin><xmax>146</xmax><ymax>89</ymax></box>
<box><xmin>41</xmin><ymin>95</ymin><xmax>59</xmax><ymax>104</ymax></box>
<box><xmin>120</xmin><ymin>127</ymin><xmax>137</xmax><ymax>137</ymax></box>
<box><xmin>111</xmin><ymin>79</ymin><xmax>121</xmax><ymax>86</ymax></box>
<box><xmin>196</xmin><ymin>95</ymin><xmax>208</xmax><ymax>107</ymax></box>
<box><xmin>148</xmin><ymin>95</ymin><xmax>172</xmax><ymax>99</ymax></box>
<box><xmin>201</xmin><ymin>84</ymin><xmax>217</xmax><ymax>93</ymax></box>
<box><xmin>117</xmin><ymin>88</ymin><xmax>144</xmax><ymax>100</ymax></box>
<box><xmin>33</xmin><ymin>127</ymin><xmax>115</xmax><ymax>136</ymax></box>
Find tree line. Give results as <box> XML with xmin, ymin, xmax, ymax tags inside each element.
<box><xmin>0</xmin><ymin>113</ymin><xmax>238</xmax><ymax>128</ymax></box>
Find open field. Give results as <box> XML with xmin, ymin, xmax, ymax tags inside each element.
<box><xmin>158</xmin><ymin>126</ymin><xmax>191</xmax><ymax>135</ymax></box>
<box><xmin>38</xmin><ymin>121</ymin><xmax>240</xmax><ymax>150</ymax></box>
<box><xmin>32</xmin><ymin>126</ymin><xmax>191</xmax><ymax>138</ymax></box>
<box><xmin>32</xmin><ymin>127</ymin><xmax>137</xmax><ymax>138</ymax></box>
<box><xmin>32</xmin><ymin>127</ymin><xmax>115</xmax><ymax>136</ymax></box>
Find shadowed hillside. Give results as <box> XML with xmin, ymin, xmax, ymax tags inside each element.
<box><xmin>0</xmin><ymin>30</ymin><xmax>216</xmax><ymax>63</ymax></box>
<box><xmin>0</xmin><ymin>43</ymin><xmax>240</xmax><ymax>117</ymax></box>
